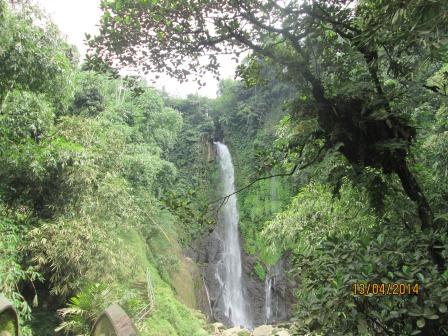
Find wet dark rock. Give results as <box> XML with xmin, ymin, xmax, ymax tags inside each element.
<box><xmin>190</xmin><ymin>231</ymin><xmax>296</xmax><ymax>328</ymax></box>
<box><xmin>241</xmin><ymin>252</ymin><xmax>266</xmax><ymax>326</ymax></box>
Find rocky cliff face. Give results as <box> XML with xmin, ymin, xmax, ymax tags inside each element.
<box><xmin>242</xmin><ymin>253</ymin><xmax>296</xmax><ymax>326</ymax></box>
<box><xmin>185</xmin><ymin>141</ymin><xmax>295</xmax><ymax>328</ymax></box>
<box><xmin>188</xmin><ymin>231</ymin><xmax>296</xmax><ymax>328</ymax></box>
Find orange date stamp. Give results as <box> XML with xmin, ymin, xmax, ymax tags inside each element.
<box><xmin>352</xmin><ymin>283</ymin><xmax>420</xmax><ymax>296</ymax></box>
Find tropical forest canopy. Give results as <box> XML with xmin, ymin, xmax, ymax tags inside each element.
<box><xmin>1</xmin><ymin>0</ymin><xmax>448</xmax><ymax>335</ymax></box>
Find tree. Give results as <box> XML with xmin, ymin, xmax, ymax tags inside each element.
<box><xmin>0</xmin><ymin>1</ymin><xmax>76</xmax><ymax>111</ymax></box>
<box><xmin>90</xmin><ymin>0</ymin><xmax>447</xmax><ymax>231</ymax></box>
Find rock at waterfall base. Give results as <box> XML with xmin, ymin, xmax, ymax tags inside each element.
<box><xmin>252</xmin><ymin>325</ymin><xmax>274</xmax><ymax>336</ymax></box>
<box><xmin>273</xmin><ymin>330</ymin><xmax>290</xmax><ymax>336</ymax></box>
<box><xmin>212</xmin><ymin>324</ymin><xmax>290</xmax><ymax>336</ymax></box>
<box><xmin>212</xmin><ymin>322</ymin><xmax>226</xmax><ymax>334</ymax></box>
<box><xmin>222</xmin><ymin>326</ymin><xmax>250</xmax><ymax>336</ymax></box>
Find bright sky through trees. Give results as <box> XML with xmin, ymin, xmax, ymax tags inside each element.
<box><xmin>35</xmin><ymin>0</ymin><xmax>239</xmax><ymax>97</ymax></box>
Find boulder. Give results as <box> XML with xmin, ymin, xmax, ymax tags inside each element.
<box><xmin>273</xmin><ymin>329</ymin><xmax>290</xmax><ymax>336</ymax></box>
<box><xmin>212</xmin><ymin>322</ymin><xmax>226</xmax><ymax>333</ymax></box>
<box><xmin>222</xmin><ymin>326</ymin><xmax>250</xmax><ymax>336</ymax></box>
<box><xmin>252</xmin><ymin>324</ymin><xmax>274</xmax><ymax>336</ymax></box>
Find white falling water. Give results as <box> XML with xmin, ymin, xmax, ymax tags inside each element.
<box><xmin>265</xmin><ymin>275</ymin><xmax>273</xmax><ymax>323</ymax></box>
<box><xmin>265</xmin><ymin>262</ymin><xmax>283</xmax><ymax>323</ymax></box>
<box><xmin>214</xmin><ymin>142</ymin><xmax>251</xmax><ymax>328</ymax></box>
<box><xmin>203</xmin><ymin>275</ymin><xmax>213</xmax><ymax>318</ymax></box>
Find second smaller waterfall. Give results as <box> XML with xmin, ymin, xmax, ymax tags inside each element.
<box><xmin>264</xmin><ymin>262</ymin><xmax>284</xmax><ymax>324</ymax></box>
<box><xmin>265</xmin><ymin>275</ymin><xmax>273</xmax><ymax>323</ymax></box>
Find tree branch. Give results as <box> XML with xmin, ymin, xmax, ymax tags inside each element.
<box><xmin>312</xmin><ymin>3</ymin><xmax>360</xmax><ymax>36</ymax></box>
<box><xmin>209</xmin><ymin>145</ymin><xmax>326</xmax><ymax>205</ymax></box>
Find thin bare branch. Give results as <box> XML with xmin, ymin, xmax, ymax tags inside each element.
<box><xmin>209</xmin><ymin>145</ymin><xmax>326</xmax><ymax>205</ymax></box>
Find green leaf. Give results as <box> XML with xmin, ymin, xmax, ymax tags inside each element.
<box><xmin>417</xmin><ymin>273</ymin><xmax>424</xmax><ymax>283</ymax></box>
<box><xmin>417</xmin><ymin>318</ymin><xmax>425</xmax><ymax>328</ymax></box>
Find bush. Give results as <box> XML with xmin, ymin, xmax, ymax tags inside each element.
<box><xmin>265</xmin><ymin>181</ymin><xmax>448</xmax><ymax>335</ymax></box>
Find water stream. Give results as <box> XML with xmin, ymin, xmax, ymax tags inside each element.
<box><xmin>265</xmin><ymin>274</ymin><xmax>273</xmax><ymax>323</ymax></box>
<box><xmin>203</xmin><ymin>275</ymin><xmax>213</xmax><ymax>318</ymax></box>
<box><xmin>264</xmin><ymin>263</ymin><xmax>283</xmax><ymax>323</ymax></box>
<box><xmin>214</xmin><ymin>142</ymin><xmax>251</xmax><ymax>328</ymax></box>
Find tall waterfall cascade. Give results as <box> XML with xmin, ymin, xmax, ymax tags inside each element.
<box><xmin>214</xmin><ymin>142</ymin><xmax>252</xmax><ymax>328</ymax></box>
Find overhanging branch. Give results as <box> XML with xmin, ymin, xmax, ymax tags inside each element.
<box><xmin>209</xmin><ymin>145</ymin><xmax>326</xmax><ymax>205</ymax></box>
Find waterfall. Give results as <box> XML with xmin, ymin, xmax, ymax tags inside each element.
<box><xmin>214</xmin><ymin>142</ymin><xmax>251</xmax><ymax>328</ymax></box>
<box><xmin>265</xmin><ymin>262</ymin><xmax>283</xmax><ymax>323</ymax></box>
<box><xmin>203</xmin><ymin>275</ymin><xmax>213</xmax><ymax>318</ymax></box>
<box><xmin>265</xmin><ymin>274</ymin><xmax>273</xmax><ymax>323</ymax></box>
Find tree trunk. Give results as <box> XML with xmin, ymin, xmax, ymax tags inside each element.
<box><xmin>394</xmin><ymin>160</ymin><xmax>433</xmax><ymax>230</ymax></box>
<box><xmin>394</xmin><ymin>160</ymin><xmax>446</xmax><ymax>271</ymax></box>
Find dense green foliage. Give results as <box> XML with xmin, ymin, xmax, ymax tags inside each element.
<box><xmin>0</xmin><ymin>2</ymin><xmax>208</xmax><ymax>335</ymax></box>
<box><xmin>164</xmin><ymin>94</ymin><xmax>216</xmax><ymax>244</ymax></box>
<box><xmin>202</xmin><ymin>62</ymin><xmax>448</xmax><ymax>334</ymax></box>
<box><xmin>2</xmin><ymin>0</ymin><xmax>448</xmax><ymax>335</ymax></box>
<box><xmin>91</xmin><ymin>0</ymin><xmax>447</xmax><ymax>229</ymax></box>
<box><xmin>206</xmin><ymin>65</ymin><xmax>448</xmax><ymax>334</ymax></box>
<box><xmin>90</xmin><ymin>0</ymin><xmax>448</xmax><ymax>333</ymax></box>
